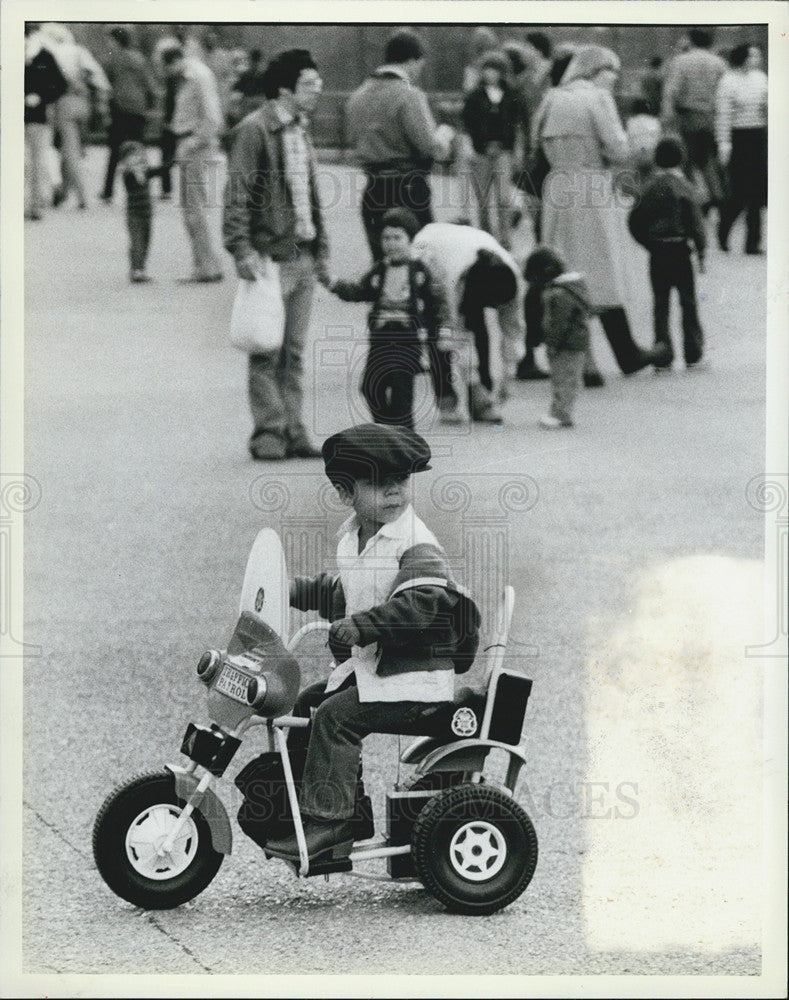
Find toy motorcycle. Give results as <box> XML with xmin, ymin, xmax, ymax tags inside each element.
<box><xmin>93</xmin><ymin>530</ymin><xmax>538</xmax><ymax>916</ymax></box>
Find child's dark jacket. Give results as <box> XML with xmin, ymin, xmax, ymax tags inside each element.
<box><xmin>541</xmin><ymin>272</ymin><xmax>592</xmax><ymax>352</ymax></box>
<box><xmin>332</xmin><ymin>260</ymin><xmax>447</xmax><ymax>339</ymax></box>
<box><xmin>291</xmin><ymin>542</ymin><xmax>481</xmax><ymax>677</ymax></box>
<box><xmin>461</xmin><ymin>84</ymin><xmax>519</xmax><ymax>154</ymax></box>
<box><xmin>627</xmin><ymin>170</ymin><xmax>707</xmax><ymax>255</ymax></box>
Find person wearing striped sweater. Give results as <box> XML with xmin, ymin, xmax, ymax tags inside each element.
<box><xmin>715</xmin><ymin>44</ymin><xmax>768</xmax><ymax>255</ymax></box>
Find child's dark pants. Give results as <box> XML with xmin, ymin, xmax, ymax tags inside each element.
<box><xmin>649</xmin><ymin>241</ymin><xmax>704</xmax><ymax>365</ymax></box>
<box><xmin>289</xmin><ymin>678</ymin><xmax>439</xmax><ymax>821</ymax></box>
<box><xmin>362</xmin><ymin>328</ymin><xmax>423</xmax><ymax>428</ymax></box>
<box><xmin>127</xmin><ymin>201</ymin><xmax>152</xmax><ymax>272</ymax></box>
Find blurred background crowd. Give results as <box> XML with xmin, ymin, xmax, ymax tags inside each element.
<box><xmin>24</xmin><ymin>20</ymin><xmax>768</xmax><ymax>216</ymax></box>
<box><xmin>23</xmin><ymin>19</ymin><xmax>769</xmax><ymax>443</ymax></box>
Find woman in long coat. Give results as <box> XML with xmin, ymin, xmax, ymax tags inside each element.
<box><xmin>534</xmin><ymin>45</ymin><xmax>669</xmax><ymax>374</ymax></box>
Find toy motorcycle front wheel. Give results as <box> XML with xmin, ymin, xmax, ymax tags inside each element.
<box><xmin>411</xmin><ymin>784</ymin><xmax>538</xmax><ymax>915</ymax></box>
<box><xmin>93</xmin><ymin>771</ymin><xmax>223</xmax><ymax>909</ymax></box>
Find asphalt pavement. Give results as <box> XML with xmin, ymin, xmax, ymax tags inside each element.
<box><xmin>19</xmin><ymin>148</ymin><xmax>768</xmax><ymax>982</ymax></box>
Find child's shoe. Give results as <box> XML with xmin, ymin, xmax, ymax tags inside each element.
<box><xmin>539</xmin><ymin>414</ymin><xmax>573</xmax><ymax>429</ymax></box>
<box><xmin>130</xmin><ymin>270</ymin><xmax>152</xmax><ymax>283</ymax></box>
<box><xmin>470</xmin><ymin>383</ymin><xmax>503</xmax><ymax>424</ymax></box>
<box><xmin>438</xmin><ymin>399</ymin><xmax>470</xmax><ymax>425</ymax></box>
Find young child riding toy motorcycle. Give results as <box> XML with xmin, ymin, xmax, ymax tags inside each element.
<box><xmin>264</xmin><ymin>423</ymin><xmax>481</xmax><ymax>862</ymax></box>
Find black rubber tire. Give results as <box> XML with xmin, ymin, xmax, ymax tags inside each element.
<box><xmin>93</xmin><ymin>771</ymin><xmax>223</xmax><ymax>910</ymax></box>
<box><xmin>411</xmin><ymin>783</ymin><xmax>538</xmax><ymax>915</ymax></box>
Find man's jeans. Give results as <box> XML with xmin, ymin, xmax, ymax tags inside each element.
<box><xmin>248</xmin><ymin>254</ymin><xmax>316</xmax><ymax>450</ymax></box>
<box><xmin>178</xmin><ymin>144</ymin><xmax>224</xmax><ymax>277</ymax></box>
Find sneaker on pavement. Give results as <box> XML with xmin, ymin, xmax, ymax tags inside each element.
<box><xmin>249</xmin><ymin>436</ymin><xmax>287</xmax><ymax>461</ymax></box>
<box><xmin>472</xmin><ymin>403</ymin><xmax>504</xmax><ymax>424</ymax></box>
<box><xmin>539</xmin><ymin>414</ymin><xmax>572</xmax><ymax>429</ymax></box>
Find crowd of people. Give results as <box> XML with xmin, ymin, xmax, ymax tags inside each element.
<box><xmin>24</xmin><ymin>23</ymin><xmax>768</xmax><ymax>452</ymax></box>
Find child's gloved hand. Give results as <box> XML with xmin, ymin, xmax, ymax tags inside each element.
<box><xmin>329</xmin><ymin>618</ymin><xmax>361</xmax><ymax>647</ymax></box>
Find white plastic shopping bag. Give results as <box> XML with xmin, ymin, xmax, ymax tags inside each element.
<box><xmin>230</xmin><ymin>258</ymin><xmax>285</xmax><ymax>353</ymax></box>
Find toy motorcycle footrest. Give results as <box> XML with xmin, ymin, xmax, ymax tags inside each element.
<box><xmin>303</xmin><ymin>854</ymin><xmax>354</xmax><ymax>877</ymax></box>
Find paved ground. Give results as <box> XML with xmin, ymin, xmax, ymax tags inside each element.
<box><xmin>18</xmin><ymin>149</ymin><xmax>770</xmax><ymax>984</ymax></box>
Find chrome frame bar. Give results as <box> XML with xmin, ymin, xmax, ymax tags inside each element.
<box><xmin>273</xmin><ymin>725</ymin><xmax>310</xmax><ymax>876</ymax></box>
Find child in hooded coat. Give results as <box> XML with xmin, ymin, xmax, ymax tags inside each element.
<box><xmin>524</xmin><ymin>248</ymin><xmax>592</xmax><ymax>428</ymax></box>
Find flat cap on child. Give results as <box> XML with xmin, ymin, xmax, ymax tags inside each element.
<box><xmin>322</xmin><ymin>423</ymin><xmax>432</xmax><ymax>482</ymax></box>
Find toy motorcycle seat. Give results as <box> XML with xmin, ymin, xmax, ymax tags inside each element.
<box><xmin>369</xmin><ymin>586</ymin><xmax>532</xmax><ymax>747</ymax></box>
<box><xmin>380</xmin><ymin>668</ymin><xmax>532</xmax><ymax>746</ymax></box>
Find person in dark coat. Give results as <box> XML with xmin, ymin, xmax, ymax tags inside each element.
<box><xmin>101</xmin><ymin>26</ymin><xmax>155</xmax><ymax>201</ymax></box>
<box><xmin>628</xmin><ymin>137</ymin><xmax>706</xmax><ymax>370</ymax></box>
<box><xmin>24</xmin><ymin>24</ymin><xmax>68</xmax><ymax>220</ymax></box>
<box><xmin>461</xmin><ymin>50</ymin><xmax>520</xmax><ymax>249</ymax></box>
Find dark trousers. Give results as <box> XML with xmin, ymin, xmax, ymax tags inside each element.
<box><xmin>719</xmin><ymin>128</ymin><xmax>766</xmax><ymax>253</ymax></box>
<box><xmin>362</xmin><ymin>336</ymin><xmax>422</xmax><ymax>428</ymax></box>
<box><xmin>649</xmin><ymin>243</ymin><xmax>703</xmax><ymax>365</ymax></box>
<box><xmin>460</xmin><ymin>296</ymin><xmax>493</xmax><ymax>391</ymax></box>
<box><xmin>159</xmin><ymin>128</ymin><xmax>176</xmax><ymax>196</ymax></box>
<box><xmin>103</xmin><ymin>108</ymin><xmax>146</xmax><ymax>199</ymax></box>
<box><xmin>361</xmin><ymin>169</ymin><xmax>433</xmax><ymax>262</ymax></box>
<box><xmin>126</xmin><ymin>203</ymin><xmax>152</xmax><ymax>272</ymax></box>
<box><xmin>290</xmin><ymin>678</ymin><xmax>436</xmax><ymax>820</ymax></box>
<box><xmin>678</xmin><ymin>123</ymin><xmax>726</xmax><ymax>208</ymax></box>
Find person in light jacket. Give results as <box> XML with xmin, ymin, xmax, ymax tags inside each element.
<box><xmin>533</xmin><ymin>44</ymin><xmax>670</xmax><ymax>375</ymax></box>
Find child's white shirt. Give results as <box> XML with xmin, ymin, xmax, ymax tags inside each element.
<box><xmin>324</xmin><ymin>504</ymin><xmax>455</xmax><ymax>703</ymax></box>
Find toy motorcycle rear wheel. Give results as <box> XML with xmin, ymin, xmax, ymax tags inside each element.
<box><xmin>93</xmin><ymin>771</ymin><xmax>223</xmax><ymax>909</ymax></box>
<box><xmin>411</xmin><ymin>783</ymin><xmax>538</xmax><ymax>915</ymax></box>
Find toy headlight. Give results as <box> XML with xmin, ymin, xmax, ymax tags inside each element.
<box><xmin>196</xmin><ymin>649</ymin><xmax>222</xmax><ymax>684</ymax></box>
<box><xmin>246</xmin><ymin>675</ymin><xmax>269</xmax><ymax>712</ymax></box>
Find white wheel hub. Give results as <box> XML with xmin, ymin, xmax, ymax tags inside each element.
<box><xmin>449</xmin><ymin>820</ymin><xmax>507</xmax><ymax>882</ymax></box>
<box><xmin>125</xmin><ymin>804</ymin><xmax>199</xmax><ymax>880</ymax></box>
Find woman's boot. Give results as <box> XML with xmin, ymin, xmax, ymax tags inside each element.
<box><xmin>598</xmin><ymin>307</ymin><xmax>670</xmax><ymax>374</ymax></box>
<box><xmin>583</xmin><ymin>342</ymin><xmax>605</xmax><ymax>388</ymax></box>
